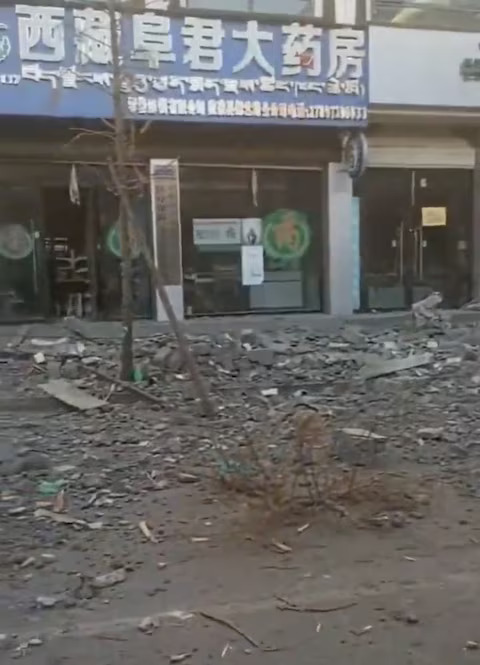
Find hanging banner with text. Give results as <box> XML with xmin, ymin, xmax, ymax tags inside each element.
<box><xmin>0</xmin><ymin>5</ymin><xmax>368</xmax><ymax>125</ymax></box>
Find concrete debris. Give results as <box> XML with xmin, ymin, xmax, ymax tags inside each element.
<box><xmin>417</xmin><ymin>427</ymin><xmax>444</xmax><ymax>440</ymax></box>
<box><xmin>138</xmin><ymin>615</ymin><xmax>159</xmax><ymax>633</ymax></box>
<box><xmin>91</xmin><ymin>568</ymin><xmax>127</xmax><ymax>589</ymax></box>
<box><xmin>0</xmin><ymin>633</ymin><xmax>12</xmax><ymax>651</ymax></box>
<box><xmin>40</xmin><ymin>379</ymin><xmax>107</xmax><ymax>411</ymax></box>
<box><xmin>341</xmin><ymin>428</ymin><xmax>386</xmax><ymax>440</ymax></box>
<box><xmin>412</xmin><ymin>291</ymin><xmax>443</xmax><ymax>326</ymax></box>
<box><xmin>34</xmin><ymin>508</ymin><xmax>101</xmax><ymax>530</ymax></box>
<box><xmin>170</xmin><ymin>654</ymin><xmax>192</xmax><ymax>663</ymax></box>
<box><xmin>359</xmin><ymin>353</ymin><xmax>433</xmax><ymax>380</ymax></box>
<box><xmin>138</xmin><ymin>520</ymin><xmax>158</xmax><ymax>543</ymax></box>
<box><xmin>247</xmin><ymin>348</ymin><xmax>275</xmax><ymax>367</ymax></box>
<box><xmin>177</xmin><ymin>472</ymin><xmax>199</xmax><ymax>484</ymax></box>
<box><xmin>4</xmin><ymin>318</ymin><xmax>480</xmax><ymax>660</ymax></box>
<box><xmin>31</xmin><ymin>337</ymin><xmax>70</xmax><ymax>347</ymax></box>
<box><xmin>35</xmin><ymin>595</ymin><xmax>60</xmax><ymax>609</ymax></box>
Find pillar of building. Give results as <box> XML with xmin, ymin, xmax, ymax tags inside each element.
<box><xmin>473</xmin><ymin>139</ymin><xmax>480</xmax><ymax>301</ymax></box>
<box><xmin>323</xmin><ymin>162</ymin><xmax>355</xmax><ymax>315</ymax></box>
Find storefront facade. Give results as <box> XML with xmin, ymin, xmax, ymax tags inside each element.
<box><xmin>361</xmin><ymin>23</ymin><xmax>480</xmax><ymax>311</ymax></box>
<box><xmin>0</xmin><ymin>3</ymin><xmax>368</xmax><ymax>322</ymax></box>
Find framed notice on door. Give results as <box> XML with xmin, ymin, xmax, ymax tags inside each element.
<box><xmin>421</xmin><ymin>207</ymin><xmax>447</xmax><ymax>227</ymax></box>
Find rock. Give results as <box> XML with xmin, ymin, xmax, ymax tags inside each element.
<box><xmin>165</xmin><ymin>350</ymin><xmax>183</xmax><ymax>372</ymax></box>
<box><xmin>47</xmin><ymin>361</ymin><xmax>62</xmax><ymax>379</ymax></box>
<box><xmin>240</xmin><ymin>329</ymin><xmax>260</xmax><ymax>346</ymax></box>
<box><xmin>40</xmin><ymin>553</ymin><xmax>57</xmax><ymax>563</ymax></box>
<box><xmin>341</xmin><ymin>326</ymin><xmax>365</xmax><ymax>344</ymax></box>
<box><xmin>269</xmin><ymin>341</ymin><xmax>291</xmax><ymax>354</ymax></box>
<box><xmin>0</xmin><ymin>633</ymin><xmax>12</xmax><ymax>651</ymax></box>
<box><xmin>177</xmin><ymin>472</ymin><xmax>199</xmax><ymax>484</ymax></box>
<box><xmin>393</xmin><ymin>610</ymin><xmax>419</xmax><ymax>625</ymax></box>
<box><xmin>462</xmin><ymin>346</ymin><xmax>478</xmax><ymax>362</ymax></box>
<box><xmin>192</xmin><ymin>343</ymin><xmax>212</xmax><ymax>356</ymax></box>
<box><xmin>417</xmin><ymin>427</ymin><xmax>444</xmax><ymax>440</ymax></box>
<box><xmin>390</xmin><ymin>511</ymin><xmax>407</xmax><ymax>528</ymax></box>
<box><xmin>138</xmin><ymin>616</ymin><xmax>158</xmax><ymax>633</ymax></box>
<box><xmin>62</xmin><ymin>361</ymin><xmax>81</xmax><ymax>380</ymax></box>
<box><xmin>248</xmin><ymin>348</ymin><xmax>275</xmax><ymax>367</ymax></box>
<box><xmin>405</xmin><ymin>612</ymin><xmax>419</xmax><ymax>625</ymax></box>
<box><xmin>91</xmin><ymin>568</ymin><xmax>127</xmax><ymax>589</ymax></box>
<box><xmin>152</xmin><ymin>346</ymin><xmax>171</xmax><ymax>366</ymax></box>
<box><xmin>36</xmin><ymin>595</ymin><xmax>59</xmax><ymax>609</ymax></box>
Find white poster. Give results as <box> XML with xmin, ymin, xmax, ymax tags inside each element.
<box><xmin>241</xmin><ymin>218</ymin><xmax>262</xmax><ymax>245</ymax></box>
<box><xmin>241</xmin><ymin>245</ymin><xmax>264</xmax><ymax>286</ymax></box>
<box><xmin>193</xmin><ymin>219</ymin><xmax>241</xmax><ymax>246</ymax></box>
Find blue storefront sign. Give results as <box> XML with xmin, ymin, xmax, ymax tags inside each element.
<box><xmin>0</xmin><ymin>5</ymin><xmax>368</xmax><ymax>125</ymax></box>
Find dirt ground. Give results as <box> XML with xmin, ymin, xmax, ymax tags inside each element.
<box><xmin>3</xmin><ymin>321</ymin><xmax>480</xmax><ymax>663</ymax></box>
<box><xmin>3</xmin><ymin>483</ymin><xmax>480</xmax><ymax>664</ymax></box>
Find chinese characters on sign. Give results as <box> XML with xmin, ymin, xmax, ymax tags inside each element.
<box><xmin>0</xmin><ymin>5</ymin><xmax>368</xmax><ymax>125</ymax></box>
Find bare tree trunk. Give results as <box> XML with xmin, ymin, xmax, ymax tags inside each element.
<box><xmin>108</xmin><ymin>163</ymin><xmax>215</xmax><ymax>417</ymax></box>
<box><xmin>104</xmin><ymin>1</ymin><xmax>213</xmax><ymax>414</ymax></box>
<box><xmin>108</xmin><ymin>0</ymin><xmax>133</xmax><ymax>380</ymax></box>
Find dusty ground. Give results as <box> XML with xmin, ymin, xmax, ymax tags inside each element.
<box><xmin>2</xmin><ymin>319</ymin><xmax>480</xmax><ymax>663</ymax></box>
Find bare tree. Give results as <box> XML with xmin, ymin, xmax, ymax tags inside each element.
<box><xmin>98</xmin><ymin>0</ymin><xmax>214</xmax><ymax>414</ymax></box>
<box><xmin>107</xmin><ymin>0</ymin><xmax>133</xmax><ymax>380</ymax></box>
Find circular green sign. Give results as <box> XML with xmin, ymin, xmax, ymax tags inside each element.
<box><xmin>0</xmin><ymin>223</ymin><xmax>33</xmax><ymax>260</ymax></box>
<box><xmin>263</xmin><ymin>209</ymin><xmax>311</xmax><ymax>260</ymax></box>
<box><xmin>107</xmin><ymin>223</ymin><xmax>141</xmax><ymax>259</ymax></box>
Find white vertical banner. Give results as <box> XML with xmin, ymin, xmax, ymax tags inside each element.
<box><xmin>149</xmin><ymin>158</ymin><xmax>184</xmax><ymax>321</ymax></box>
<box><xmin>241</xmin><ymin>245</ymin><xmax>264</xmax><ymax>286</ymax></box>
<box><xmin>335</xmin><ymin>0</ymin><xmax>357</xmax><ymax>25</ymax></box>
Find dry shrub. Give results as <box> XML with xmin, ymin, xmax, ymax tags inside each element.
<box><xmin>215</xmin><ymin>410</ymin><xmax>433</xmax><ymax>526</ymax></box>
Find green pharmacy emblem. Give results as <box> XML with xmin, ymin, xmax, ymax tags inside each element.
<box><xmin>107</xmin><ymin>223</ymin><xmax>141</xmax><ymax>259</ymax></box>
<box><xmin>263</xmin><ymin>209</ymin><xmax>311</xmax><ymax>260</ymax></box>
<box><xmin>0</xmin><ymin>223</ymin><xmax>33</xmax><ymax>260</ymax></box>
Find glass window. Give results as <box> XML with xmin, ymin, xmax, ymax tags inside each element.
<box><xmin>0</xmin><ymin>186</ymin><xmax>47</xmax><ymax>321</ymax></box>
<box><xmin>186</xmin><ymin>0</ymin><xmax>250</xmax><ymax>11</ymax></box>
<box><xmin>182</xmin><ymin>0</ymin><xmax>318</xmax><ymax>15</ymax></box>
<box><xmin>180</xmin><ymin>166</ymin><xmax>323</xmax><ymax>315</ymax></box>
<box><xmin>254</xmin><ymin>0</ymin><xmax>316</xmax><ymax>15</ymax></box>
<box><xmin>373</xmin><ymin>0</ymin><xmax>480</xmax><ymax>29</ymax></box>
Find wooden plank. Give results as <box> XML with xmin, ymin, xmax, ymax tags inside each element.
<box><xmin>40</xmin><ymin>379</ymin><xmax>106</xmax><ymax>411</ymax></box>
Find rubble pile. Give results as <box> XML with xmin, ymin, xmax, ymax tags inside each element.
<box><xmin>2</xmin><ymin>319</ymin><xmax>480</xmax><ymax>653</ymax></box>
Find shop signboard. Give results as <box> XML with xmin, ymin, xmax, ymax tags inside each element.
<box><xmin>193</xmin><ymin>219</ymin><xmax>241</xmax><ymax>246</ymax></box>
<box><xmin>0</xmin><ymin>5</ymin><xmax>368</xmax><ymax>125</ymax></box>
<box><xmin>370</xmin><ymin>26</ymin><xmax>480</xmax><ymax>108</ymax></box>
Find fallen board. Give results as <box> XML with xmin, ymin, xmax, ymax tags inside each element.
<box><xmin>358</xmin><ymin>353</ymin><xmax>433</xmax><ymax>380</ymax></box>
<box><xmin>40</xmin><ymin>379</ymin><xmax>106</xmax><ymax>411</ymax></box>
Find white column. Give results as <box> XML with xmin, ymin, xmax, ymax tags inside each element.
<box><xmin>324</xmin><ymin>163</ymin><xmax>354</xmax><ymax>315</ymax></box>
<box><xmin>149</xmin><ymin>159</ymin><xmax>184</xmax><ymax>322</ymax></box>
<box><xmin>334</xmin><ymin>0</ymin><xmax>357</xmax><ymax>25</ymax></box>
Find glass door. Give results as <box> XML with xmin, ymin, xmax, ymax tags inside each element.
<box><xmin>360</xmin><ymin>168</ymin><xmax>473</xmax><ymax>311</ymax></box>
<box><xmin>359</xmin><ymin>169</ymin><xmax>412</xmax><ymax>310</ymax></box>
<box><xmin>411</xmin><ymin>170</ymin><xmax>472</xmax><ymax>308</ymax></box>
<box><xmin>0</xmin><ymin>185</ymin><xmax>47</xmax><ymax>321</ymax></box>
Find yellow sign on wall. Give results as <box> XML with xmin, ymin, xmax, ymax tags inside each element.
<box><xmin>421</xmin><ymin>207</ymin><xmax>447</xmax><ymax>227</ymax></box>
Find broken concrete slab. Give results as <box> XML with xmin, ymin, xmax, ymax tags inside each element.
<box><xmin>40</xmin><ymin>379</ymin><xmax>107</xmax><ymax>411</ymax></box>
<box><xmin>358</xmin><ymin>353</ymin><xmax>433</xmax><ymax>380</ymax></box>
<box><xmin>247</xmin><ymin>348</ymin><xmax>275</xmax><ymax>366</ymax></box>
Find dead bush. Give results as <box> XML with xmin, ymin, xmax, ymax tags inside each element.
<box><xmin>214</xmin><ymin>410</ymin><xmax>433</xmax><ymax>527</ymax></box>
